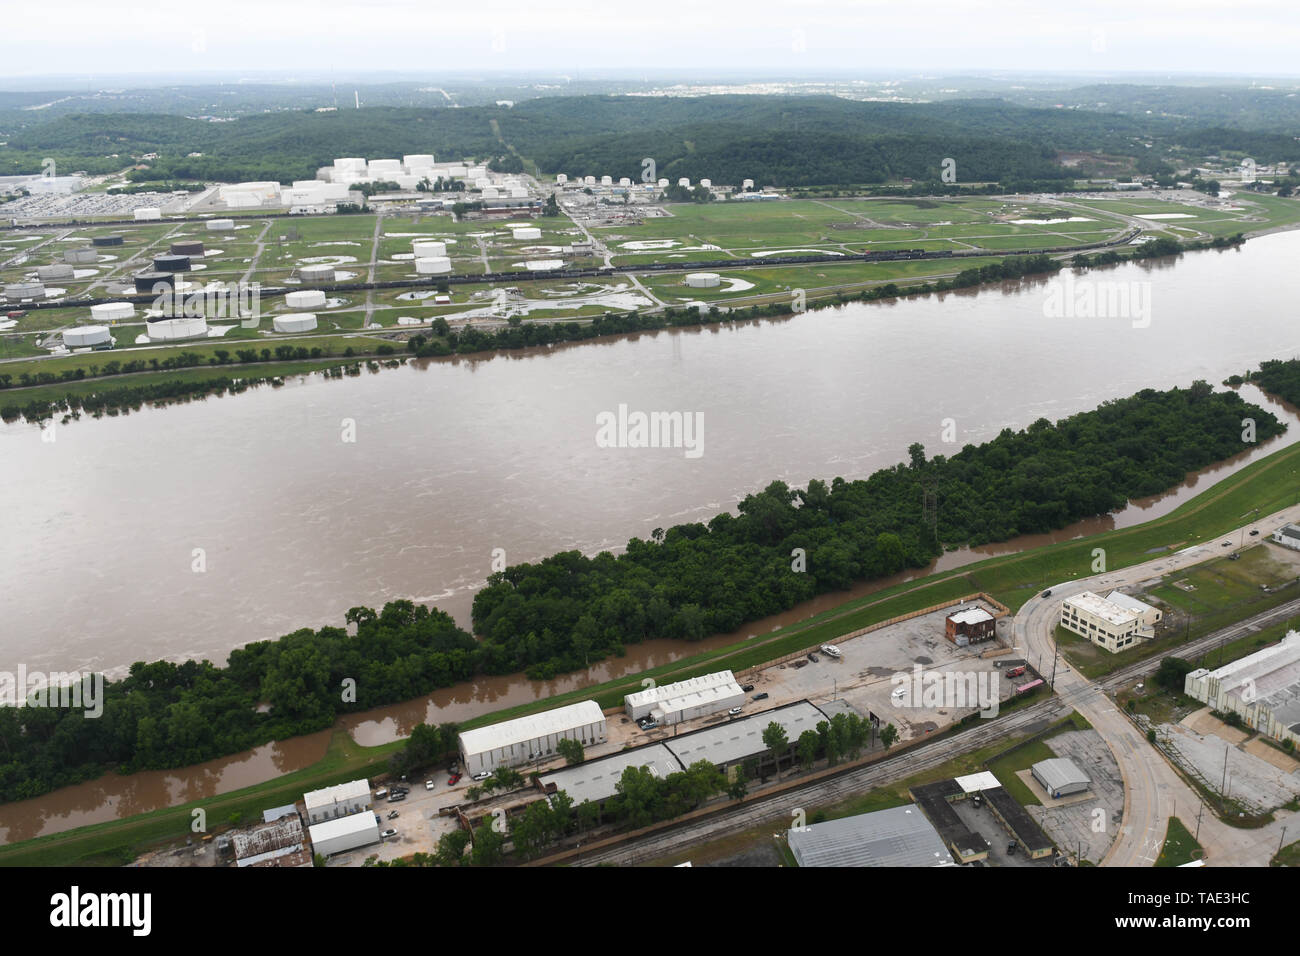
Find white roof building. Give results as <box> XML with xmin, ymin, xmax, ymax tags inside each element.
<box><xmin>624</xmin><ymin>670</ymin><xmax>741</xmax><ymax>721</ymax></box>
<box><xmin>308</xmin><ymin>812</ymin><xmax>380</xmax><ymax>857</ymax></box>
<box><xmin>303</xmin><ymin>779</ymin><xmax>371</xmax><ymax>823</ymax></box>
<box><xmin>458</xmin><ymin>700</ymin><xmax>607</xmax><ymax>775</ymax></box>
<box><xmin>1185</xmin><ymin>631</ymin><xmax>1300</xmax><ymax>747</ymax></box>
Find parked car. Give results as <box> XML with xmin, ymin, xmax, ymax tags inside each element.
<box><xmin>472</xmin><ymin>771</ymin><xmax>491</xmax><ymax>781</ymax></box>
<box><xmin>1007</xmin><ymin>842</ymin><xmax>1017</xmax><ymax>855</ymax></box>
<box><xmin>387</xmin><ymin>810</ymin><xmax>399</xmax><ymax>820</ymax></box>
<box><xmin>807</xmin><ymin>653</ymin><xmax>819</xmax><ymax>663</ymax></box>
<box><xmin>752</xmin><ymin>692</ymin><xmax>769</xmax><ymax>701</ymax></box>
<box><xmin>425</xmin><ymin>780</ymin><xmax>435</xmax><ymax>790</ymax></box>
<box><xmin>374</xmin><ymin>788</ymin><xmax>388</xmax><ymax>800</ymax></box>
<box><xmin>1222</xmin><ymin>541</ymin><xmax>1232</xmax><ymax>547</ymax></box>
<box><xmin>448</xmin><ymin>773</ymin><xmax>462</xmax><ymax>786</ymax></box>
<box><xmin>1041</xmin><ymin>589</ymin><xmax>1052</xmax><ymax>597</ymax></box>
<box><xmin>388</xmin><ymin>792</ymin><xmax>406</xmax><ymax>803</ymax></box>
<box><xmin>741</xmin><ymin>683</ymin><xmax>754</xmax><ymax>692</ymax></box>
<box><xmin>381</xmin><ymin>828</ymin><xmax>397</xmax><ymax>838</ymax></box>
<box><xmin>641</xmin><ymin>719</ymin><xmax>659</xmax><ymax>730</ymax></box>
<box><xmin>728</xmin><ymin>707</ymin><xmax>743</xmax><ymax>716</ymax></box>
<box><xmin>1250</xmin><ymin>529</ymin><xmax>1260</xmax><ymax>536</ymax></box>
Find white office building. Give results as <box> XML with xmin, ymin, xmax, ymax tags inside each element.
<box><xmin>1059</xmin><ymin>590</ymin><xmax>1161</xmax><ymax>653</ymax></box>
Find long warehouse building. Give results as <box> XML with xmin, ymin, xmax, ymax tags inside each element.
<box><xmin>459</xmin><ymin>700</ymin><xmax>607</xmax><ymax>775</ymax></box>
<box><xmin>624</xmin><ymin>670</ymin><xmax>744</xmax><ymax>724</ymax></box>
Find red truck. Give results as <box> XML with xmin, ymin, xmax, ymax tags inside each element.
<box><xmin>1005</xmin><ymin>665</ymin><xmax>1027</xmax><ymax>678</ymax></box>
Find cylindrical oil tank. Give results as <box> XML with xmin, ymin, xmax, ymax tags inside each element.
<box><xmin>4</xmin><ymin>281</ymin><xmax>45</xmax><ymax>301</ymax></box>
<box><xmin>134</xmin><ymin>207</ymin><xmax>161</xmax><ymax>221</ymax></box>
<box><xmin>685</xmin><ymin>272</ymin><xmax>721</xmax><ymax>288</ymax></box>
<box><xmin>145</xmin><ymin>317</ymin><xmax>208</xmax><ymax>341</ymax></box>
<box><xmin>206</xmin><ymin>219</ymin><xmax>235</xmax><ymax>231</ymax></box>
<box><xmin>65</xmin><ymin>248</ymin><xmax>98</xmax><ymax>265</ymax></box>
<box><xmin>677</xmin><ymin>178</ymin><xmax>691</xmax><ymax>188</ymax></box>
<box><xmin>170</xmin><ymin>240</ymin><xmax>205</xmax><ymax>256</ymax></box>
<box><xmin>63</xmin><ymin>325</ymin><xmax>112</xmax><ymax>348</ymax></box>
<box><xmin>37</xmin><ymin>263</ymin><xmax>74</xmax><ymax>280</ymax></box>
<box><xmin>700</xmin><ymin>179</ymin><xmax>712</xmax><ymax>188</ymax></box>
<box><xmin>273</xmin><ymin>313</ymin><xmax>318</xmax><ymax>333</ymax></box>
<box><xmin>512</xmin><ymin>227</ymin><xmax>541</xmax><ymax>241</ymax></box>
<box><xmin>415</xmin><ymin>256</ymin><xmax>452</xmax><ymax>274</ymax></box>
<box><xmin>411</xmin><ymin>240</ymin><xmax>447</xmax><ymax>258</ymax></box>
<box><xmin>153</xmin><ymin>254</ymin><xmax>191</xmax><ymax>273</ymax></box>
<box><xmin>285</xmin><ymin>289</ymin><xmax>326</xmax><ymax>309</ymax></box>
<box><xmin>298</xmin><ymin>264</ymin><xmax>335</xmax><ymax>282</ymax></box>
<box><xmin>92</xmin><ymin>234</ymin><xmax>124</xmax><ymax>247</ymax></box>
<box><xmin>134</xmin><ymin>271</ymin><xmax>174</xmax><ymax>292</ymax></box>
<box><xmin>91</xmin><ymin>302</ymin><xmax>135</xmax><ymax>323</ymax></box>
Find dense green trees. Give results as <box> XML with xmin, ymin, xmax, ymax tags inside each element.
<box><xmin>1248</xmin><ymin>358</ymin><xmax>1300</xmax><ymax>405</ymax></box>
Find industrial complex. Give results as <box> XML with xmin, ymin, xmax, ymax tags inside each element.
<box><xmin>1184</xmin><ymin>631</ymin><xmax>1300</xmax><ymax>748</ymax></box>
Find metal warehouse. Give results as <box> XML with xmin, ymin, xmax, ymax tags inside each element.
<box><xmin>624</xmin><ymin>669</ymin><xmax>744</xmax><ymax>724</ymax></box>
<box><xmin>303</xmin><ymin>778</ymin><xmax>371</xmax><ymax>824</ymax></box>
<box><xmin>788</xmin><ymin>805</ymin><xmax>955</xmax><ymax>867</ymax></box>
<box><xmin>1031</xmin><ymin>757</ymin><xmax>1092</xmax><ymax>798</ymax></box>
<box><xmin>663</xmin><ymin>700</ymin><xmax>828</xmax><ymax>770</ymax></box>
<box><xmin>538</xmin><ymin>743</ymin><xmax>684</xmax><ymax>805</ymax></box>
<box><xmin>308</xmin><ymin>812</ymin><xmax>380</xmax><ymax>858</ymax></box>
<box><xmin>458</xmin><ymin>700</ymin><xmax>607</xmax><ymax>775</ymax></box>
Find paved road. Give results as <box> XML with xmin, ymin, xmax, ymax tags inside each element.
<box><xmin>1015</xmin><ymin>502</ymin><xmax>1300</xmax><ymax>866</ymax></box>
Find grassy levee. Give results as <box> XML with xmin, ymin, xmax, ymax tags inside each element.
<box><xmin>1155</xmin><ymin>816</ymin><xmax>1204</xmax><ymax>866</ymax></box>
<box><xmin>3</xmin><ymin>419</ymin><xmax>1299</xmax><ymax>865</ymax></box>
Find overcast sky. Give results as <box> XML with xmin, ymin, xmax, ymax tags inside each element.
<box><xmin>4</xmin><ymin>0</ymin><xmax>1300</xmax><ymax>80</ymax></box>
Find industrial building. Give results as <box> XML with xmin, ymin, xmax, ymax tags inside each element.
<box><xmin>664</xmin><ymin>700</ymin><xmax>828</xmax><ymax>772</ymax></box>
<box><xmin>538</xmin><ymin>743</ymin><xmax>683</xmax><ymax>806</ymax></box>
<box><xmin>945</xmin><ymin>606</ymin><xmax>996</xmax><ymax>645</ymax></box>
<box><xmin>133</xmin><ymin>207</ymin><xmax>161</xmax><ymax>221</ymax></box>
<box><xmin>92</xmin><ymin>234</ymin><xmax>124</xmax><ymax>246</ymax></box>
<box><xmin>232</xmin><ymin>813</ymin><xmax>312</xmax><ymax>868</ymax></box>
<box><xmin>684</xmin><ymin>272</ymin><xmax>721</xmax><ymax>288</ymax></box>
<box><xmin>284</xmin><ymin>290</ymin><xmax>326</xmax><ymax>309</ymax></box>
<box><xmin>64</xmin><ymin>248</ymin><xmax>97</xmax><ymax>265</ymax></box>
<box><xmin>273</xmin><ymin>313</ymin><xmax>318</xmax><ymax>333</ymax></box>
<box><xmin>1184</xmin><ymin>631</ymin><xmax>1300</xmax><ymax>747</ymax></box>
<box><xmin>458</xmin><ymin>700</ymin><xmax>607</xmax><ymax>775</ymax></box>
<box><xmin>303</xmin><ymin>779</ymin><xmax>372</xmax><ymax>825</ymax></box>
<box><xmin>911</xmin><ymin>772</ymin><xmax>1054</xmax><ymax>862</ymax></box>
<box><xmin>1059</xmin><ymin>590</ymin><xmax>1161</xmax><ymax>653</ymax></box>
<box><xmin>1271</xmin><ymin>524</ymin><xmax>1300</xmax><ymax>551</ymax></box>
<box><xmin>788</xmin><ymin>804</ymin><xmax>955</xmax><ymax>867</ymax></box>
<box><xmin>623</xmin><ymin>670</ymin><xmax>745</xmax><ymax>725</ymax></box>
<box><xmin>1031</xmin><ymin>757</ymin><xmax>1092</xmax><ymax>798</ymax></box>
<box><xmin>308</xmin><ymin>812</ymin><xmax>380</xmax><ymax>858</ymax></box>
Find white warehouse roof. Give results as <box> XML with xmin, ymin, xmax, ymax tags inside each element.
<box><xmin>308</xmin><ymin>812</ymin><xmax>377</xmax><ymax>844</ymax></box>
<box><xmin>1105</xmin><ymin>591</ymin><xmax>1156</xmax><ymax>616</ymax></box>
<box><xmin>625</xmin><ymin>670</ymin><xmax>738</xmax><ymax>710</ymax></box>
<box><xmin>1062</xmin><ymin>591</ymin><xmax>1138</xmax><ymax>628</ymax></box>
<box><xmin>538</xmin><ymin>744</ymin><xmax>683</xmax><ymax>805</ymax></box>
<box><xmin>460</xmin><ymin>700</ymin><xmax>604</xmax><ymax>755</ymax></box>
<box><xmin>303</xmin><ymin>778</ymin><xmax>370</xmax><ymax>810</ymax></box>
<box><xmin>953</xmin><ymin>771</ymin><xmax>1000</xmax><ymax>793</ymax></box>
<box><xmin>948</xmin><ymin>607</ymin><xmax>994</xmax><ymax>625</ymax></box>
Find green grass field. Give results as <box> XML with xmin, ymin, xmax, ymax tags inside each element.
<box><xmin>1154</xmin><ymin>816</ymin><xmax>1204</xmax><ymax>866</ymax></box>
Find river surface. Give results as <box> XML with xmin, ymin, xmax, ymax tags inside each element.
<box><xmin>3</xmin><ymin>233</ymin><xmax>1300</xmax><ymax>840</ymax></box>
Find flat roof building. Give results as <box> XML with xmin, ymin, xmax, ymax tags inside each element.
<box><xmin>1185</xmin><ymin>631</ymin><xmax>1300</xmax><ymax>747</ymax></box>
<box><xmin>624</xmin><ymin>670</ymin><xmax>744</xmax><ymax>724</ymax></box>
<box><xmin>458</xmin><ymin>700</ymin><xmax>606</xmax><ymax>775</ymax></box>
<box><xmin>664</xmin><ymin>700</ymin><xmax>828</xmax><ymax>770</ymax></box>
<box><xmin>1060</xmin><ymin>590</ymin><xmax>1161</xmax><ymax>653</ymax></box>
<box><xmin>946</xmin><ymin>606</ymin><xmax>996</xmax><ymax>645</ymax></box>
<box><xmin>538</xmin><ymin>743</ymin><xmax>683</xmax><ymax>806</ymax></box>
<box><xmin>788</xmin><ymin>804</ymin><xmax>955</xmax><ymax>867</ymax></box>
<box><xmin>1271</xmin><ymin>524</ymin><xmax>1300</xmax><ymax>551</ymax></box>
<box><xmin>308</xmin><ymin>811</ymin><xmax>380</xmax><ymax>858</ymax></box>
<box><xmin>1031</xmin><ymin>757</ymin><xmax>1092</xmax><ymax>798</ymax></box>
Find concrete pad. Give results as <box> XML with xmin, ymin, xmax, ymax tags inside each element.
<box><xmin>1015</xmin><ymin>767</ymin><xmax>1095</xmax><ymax>808</ymax></box>
<box><xmin>1182</xmin><ymin>706</ymin><xmax>1250</xmax><ymax>744</ymax></box>
<box><xmin>1242</xmin><ymin>737</ymin><xmax>1300</xmax><ymax>773</ymax></box>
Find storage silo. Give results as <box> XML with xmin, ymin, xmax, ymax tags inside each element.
<box><xmin>206</xmin><ymin>219</ymin><xmax>235</xmax><ymax>232</ymax></box>
<box><xmin>285</xmin><ymin>289</ymin><xmax>327</xmax><ymax>309</ymax></box>
<box><xmin>415</xmin><ymin>256</ymin><xmax>452</xmax><ymax>274</ymax></box>
<box><xmin>700</xmin><ymin>179</ymin><xmax>712</xmax><ymax>188</ymax></box>
<box><xmin>65</xmin><ymin>248</ymin><xmax>98</xmax><ymax>265</ymax></box>
<box><xmin>583</xmin><ymin>176</ymin><xmax>596</xmax><ymax>186</ymax></box>
<box><xmin>37</xmin><ymin>263</ymin><xmax>74</xmax><ymax>280</ymax></box>
<box><xmin>134</xmin><ymin>207</ymin><xmax>162</xmax><ymax>221</ymax></box>
<box><xmin>685</xmin><ymin>272</ymin><xmax>721</xmax><ymax>288</ymax></box>
<box><xmin>403</xmin><ymin>154</ymin><xmax>435</xmax><ymax>169</ymax></box>
<box><xmin>618</xmin><ymin>177</ymin><xmax>631</xmax><ymax>187</ymax></box>
<box><xmin>556</xmin><ymin>174</ymin><xmax>568</xmax><ymax>184</ymax></box>
<box><xmin>600</xmin><ymin>175</ymin><xmax>613</xmax><ymax>186</ymax></box>
<box><xmin>90</xmin><ymin>302</ymin><xmax>135</xmax><ymax>323</ymax></box>
<box><xmin>508</xmin><ymin>187</ymin><xmax>528</xmax><ymax>198</ymax></box>
<box><xmin>677</xmin><ymin>178</ymin><xmax>691</xmax><ymax>188</ymax></box>
<box><xmin>512</xmin><ymin>226</ymin><xmax>542</xmax><ymax>241</ymax></box>
<box><xmin>298</xmin><ymin>264</ymin><xmax>336</xmax><ymax>283</ymax></box>
<box><xmin>742</xmin><ymin>179</ymin><xmax>755</xmax><ymax>190</ymax></box>
<box><xmin>153</xmin><ymin>254</ymin><xmax>191</xmax><ymax>273</ymax></box>
<box><xmin>170</xmin><ymin>240</ymin><xmax>205</xmax><ymax>256</ymax></box>
<box><xmin>467</xmin><ymin>166</ymin><xmax>487</xmax><ymax>179</ymax></box>
<box><xmin>62</xmin><ymin>325</ymin><xmax>112</xmax><ymax>348</ymax></box>
<box><xmin>134</xmin><ymin>271</ymin><xmax>174</xmax><ymax>292</ymax></box>
<box><xmin>92</xmin><ymin>234</ymin><xmax>125</xmax><ymax>247</ymax></box>
<box><xmin>273</xmin><ymin>313</ymin><xmax>318</xmax><ymax>333</ymax></box>
<box><xmin>411</xmin><ymin>240</ymin><xmax>447</xmax><ymax>258</ymax></box>
<box><xmin>657</xmin><ymin>178</ymin><xmax>669</xmax><ymax>188</ymax></box>
<box><xmin>145</xmin><ymin>317</ymin><xmax>208</xmax><ymax>341</ymax></box>
<box><xmin>4</xmin><ymin>281</ymin><xmax>45</xmax><ymax>301</ymax></box>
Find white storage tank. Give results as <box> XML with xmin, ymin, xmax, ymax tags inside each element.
<box><xmin>700</xmin><ymin>179</ymin><xmax>712</xmax><ymax>188</ymax></box>
<box><xmin>556</xmin><ymin>174</ymin><xmax>568</xmax><ymax>184</ymax></box>
<box><xmin>403</xmin><ymin>154</ymin><xmax>435</xmax><ymax>168</ymax></box>
<box><xmin>273</xmin><ymin>313</ymin><xmax>318</xmax><ymax>333</ymax></box>
<box><xmin>62</xmin><ymin>325</ymin><xmax>112</xmax><ymax>348</ymax></box>
<box><xmin>415</xmin><ymin>256</ymin><xmax>452</xmax><ymax>274</ymax></box>
<box><xmin>37</xmin><ymin>263</ymin><xmax>74</xmax><ymax>280</ymax></box>
<box><xmin>685</xmin><ymin>272</ymin><xmax>721</xmax><ymax>288</ymax></box>
<box><xmin>146</xmin><ymin>317</ymin><xmax>208</xmax><ymax>341</ymax></box>
<box><xmin>64</xmin><ymin>248</ymin><xmax>98</xmax><ymax>265</ymax></box>
<box><xmin>677</xmin><ymin>178</ymin><xmax>691</xmax><ymax>188</ymax></box>
<box><xmin>583</xmin><ymin>176</ymin><xmax>596</xmax><ymax>186</ymax></box>
<box><xmin>743</xmin><ymin>178</ymin><xmax>755</xmax><ymax>190</ymax></box>
<box><xmin>657</xmin><ymin>178</ymin><xmax>669</xmax><ymax>188</ymax></box>
<box><xmin>600</xmin><ymin>175</ymin><xmax>613</xmax><ymax>186</ymax></box>
<box><xmin>467</xmin><ymin>166</ymin><xmax>487</xmax><ymax>179</ymax></box>
<box><xmin>512</xmin><ymin>227</ymin><xmax>542</xmax><ymax>241</ymax></box>
<box><xmin>91</xmin><ymin>302</ymin><xmax>134</xmax><ymax>323</ymax></box>
<box><xmin>4</xmin><ymin>281</ymin><xmax>44</xmax><ymax>301</ymax></box>
<box><xmin>411</xmin><ymin>240</ymin><xmax>447</xmax><ymax>258</ymax></box>
<box><xmin>285</xmin><ymin>289</ymin><xmax>327</xmax><ymax>309</ymax></box>
<box><xmin>481</xmin><ymin>187</ymin><xmax>500</xmax><ymax>199</ymax></box>
<box><xmin>618</xmin><ymin>177</ymin><xmax>631</xmax><ymax>187</ymax></box>
<box><xmin>508</xmin><ymin>187</ymin><xmax>528</xmax><ymax>198</ymax></box>
<box><xmin>134</xmin><ymin>207</ymin><xmax>162</xmax><ymax>221</ymax></box>
<box><xmin>298</xmin><ymin>264</ymin><xmax>336</xmax><ymax>282</ymax></box>
<box><xmin>206</xmin><ymin>218</ymin><xmax>235</xmax><ymax>232</ymax></box>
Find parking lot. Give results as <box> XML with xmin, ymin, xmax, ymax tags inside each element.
<box><xmin>1025</xmin><ymin>729</ymin><xmax>1125</xmax><ymax>864</ymax></box>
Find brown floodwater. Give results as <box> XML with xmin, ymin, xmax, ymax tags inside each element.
<box><xmin>3</xmin><ymin>232</ymin><xmax>1300</xmax><ymax>839</ymax></box>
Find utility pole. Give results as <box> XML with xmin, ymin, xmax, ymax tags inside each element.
<box><xmin>1195</xmin><ymin>801</ymin><xmax>1203</xmax><ymax>841</ymax></box>
<box><xmin>1279</xmin><ymin>826</ymin><xmax>1288</xmax><ymax>856</ymax></box>
<box><xmin>1221</xmin><ymin>745</ymin><xmax>1230</xmax><ymax>796</ymax></box>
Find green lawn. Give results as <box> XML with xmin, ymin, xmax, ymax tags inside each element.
<box><xmin>1154</xmin><ymin>816</ymin><xmax>1204</xmax><ymax>866</ymax></box>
